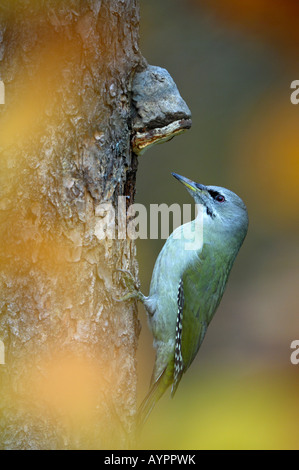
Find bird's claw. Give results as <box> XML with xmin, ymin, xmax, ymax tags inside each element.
<box><xmin>113</xmin><ymin>292</ymin><xmax>138</xmax><ymax>303</ymax></box>
<box><xmin>114</xmin><ymin>269</ymin><xmax>140</xmax><ymax>291</ymax></box>
<box><xmin>113</xmin><ymin>269</ymin><xmax>145</xmax><ymax>304</ymax></box>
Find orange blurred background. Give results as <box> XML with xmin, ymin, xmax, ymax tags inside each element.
<box><xmin>136</xmin><ymin>0</ymin><xmax>299</xmax><ymax>449</ymax></box>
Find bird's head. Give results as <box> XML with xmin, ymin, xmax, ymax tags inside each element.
<box><xmin>172</xmin><ymin>173</ymin><xmax>249</xmax><ymax>242</ymax></box>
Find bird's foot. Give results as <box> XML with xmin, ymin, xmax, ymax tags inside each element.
<box><xmin>113</xmin><ymin>269</ymin><xmax>146</xmax><ymax>303</ymax></box>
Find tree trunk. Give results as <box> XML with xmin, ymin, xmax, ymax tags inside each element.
<box><xmin>0</xmin><ymin>1</ymin><xmax>191</xmax><ymax>450</ymax></box>
<box><xmin>0</xmin><ymin>0</ymin><xmax>142</xmax><ymax>450</ymax></box>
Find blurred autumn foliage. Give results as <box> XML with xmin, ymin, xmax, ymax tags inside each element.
<box><xmin>192</xmin><ymin>0</ymin><xmax>299</xmax><ymax>51</ymax></box>
<box><xmin>177</xmin><ymin>0</ymin><xmax>299</xmax><ymax>229</ymax></box>
<box><xmin>138</xmin><ymin>0</ymin><xmax>299</xmax><ymax>449</ymax></box>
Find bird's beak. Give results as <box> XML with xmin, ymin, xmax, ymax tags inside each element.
<box><xmin>172</xmin><ymin>173</ymin><xmax>206</xmax><ymax>194</ymax></box>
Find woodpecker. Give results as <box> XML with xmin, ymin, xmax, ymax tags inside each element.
<box><xmin>119</xmin><ymin>173</ymin><xmax>248</xmax><ymax>426</ymax></box>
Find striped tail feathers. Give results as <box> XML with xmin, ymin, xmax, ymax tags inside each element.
<box><xmin>171</xmin><ymin>278</ymin><xmax>185</xmax><ymax>397</ymax></box>
<box><xmin>138</xmin><ymin>278</ymin><xmax>186</xmax><ymax>428</ymax></box>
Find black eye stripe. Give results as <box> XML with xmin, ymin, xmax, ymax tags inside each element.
<box><xmin>208</xmin><ymin>190</ymin><xmax>220</xmax><ymax>198</ymax></box>
<box><xmin>208</xmin><ymin>190</ymin><xmax>226</xmax><ymax>202</ymax></box>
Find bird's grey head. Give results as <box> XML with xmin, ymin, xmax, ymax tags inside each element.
<box><xmin>172</xmin><ymin>173</ymin><xmax>249</xmax><ymax>242</ymax></box>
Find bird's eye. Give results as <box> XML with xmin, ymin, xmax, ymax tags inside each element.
<box><xmin>215</xmin><ymin>194</ymin><xmax>225</xmax><ymax>203</ymax></box>
<box><xmin>208</xmin><ymin>189</ymin><xmax>226</xmax><ymax>203</ymax></box>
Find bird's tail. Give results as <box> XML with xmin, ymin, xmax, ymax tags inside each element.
<box><xmin>137</xmin><ymin>366</ymin><xmax>172</xmax><ymax>429</ymax></box>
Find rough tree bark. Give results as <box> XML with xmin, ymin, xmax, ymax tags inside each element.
<box><xmin>0</xmin><ymin>1</ymin><xmax>191</xmax><ymax>450</ymax></box>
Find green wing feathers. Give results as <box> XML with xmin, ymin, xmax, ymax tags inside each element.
<box><xmin>180</xmin><ymin>249</ymin><xmax>227</xmax><ymax>371</ymax></box>
<box><xmin>180</xmin><ymin>265</ymin><xmax>208</xmax><ymax>371</ymax></box>
<box><xmin>138</xmin><ymin>248</ymin><xmax>228</xmax><ymax>426</ymax></box>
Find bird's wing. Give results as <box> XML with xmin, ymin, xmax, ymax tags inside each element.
<box><xmin>171</xmin><ymin>248</ymin><xmax>226</xmax><ymax>396</ymax></box>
